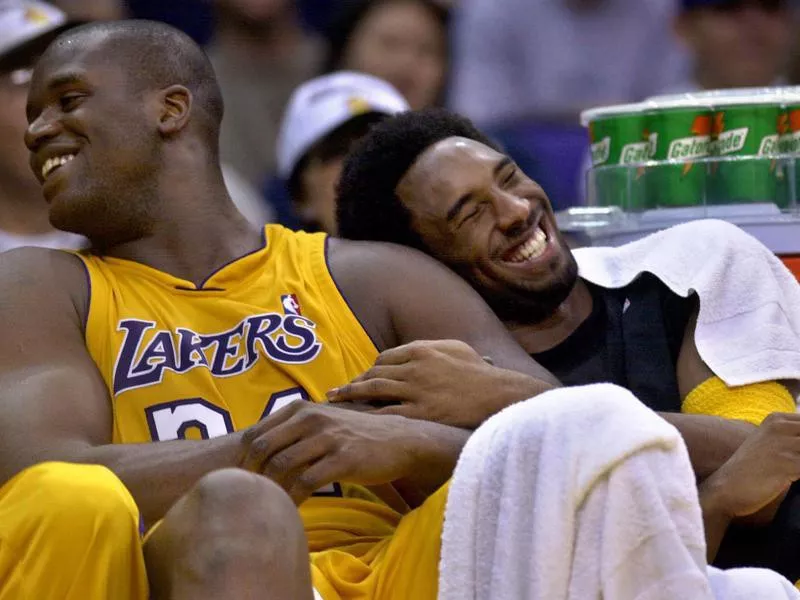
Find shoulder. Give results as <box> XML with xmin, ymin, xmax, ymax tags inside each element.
<box><xmin>0</xmin><ymin>246</ymin><xmax>87</xmax><ymax>281</ymax></box>
<box><xmin>0</xmin><ymin>247</ymin><xmax>89</xmax><ymax>328</ymax></box>
<box><xmin>326</xmin><ymin>237</ymin><xmax>465</xmax><ymax>282</ymax></box>
<box><xmin>325</xmin><ymin>237</ymin><xmax>490</xmax><ymax>350</ymax></box>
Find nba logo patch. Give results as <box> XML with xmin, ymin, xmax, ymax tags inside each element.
<box><xmin>281</xmin><ymin>294</ymin><xmax>302</xmax><ymax>316</ymax></box>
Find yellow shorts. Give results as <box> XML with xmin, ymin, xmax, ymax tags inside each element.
<box><xmin>309</xmin><ymin>483</ymin><xmax>448</xmax><ymax>600</ymax></box>
<box><xmin>0</xmin><ymin>462</ymin><xmax>147</xmax><ymax>600</ymax></box>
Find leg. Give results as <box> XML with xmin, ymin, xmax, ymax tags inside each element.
<box><xmin>0</xmin><ymin>462</ymin><xmax>148</xmax><ymax>600</ymax></box>
<box><xmin>145</xmin><ymin>468</ymin><xmax>314</xmax><ymax>600</ymax></box>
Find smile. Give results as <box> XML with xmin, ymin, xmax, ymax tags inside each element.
<box><xmin>502</xmin><ymin>226</ymin><xmax>548</xmax><ymax>264</ymax></box>
<box><xmin>42</xmin><ymin>154</ymin><xmax>76</xmax><ymax>180</ymax></box>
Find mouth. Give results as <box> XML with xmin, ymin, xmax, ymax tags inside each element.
<box><xmin>41</xmin><ymin>153</ymin><xmax>77</xmax><ymax>181</ymax></box>
<box><xmin>500</xmin><ymin>221</ymin><xmax>552</xmax><ymax>266</ymax></box>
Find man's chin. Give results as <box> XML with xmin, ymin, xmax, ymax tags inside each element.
<box><xmin>481</xmin><ymin>261</ymin><xmax>580</xmax><ymax>325</ymax></box>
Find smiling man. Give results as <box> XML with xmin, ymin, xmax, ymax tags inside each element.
<box><xmin>335</xmin><ymin>107</ymin><xmax>800</xmax><ymax>578</ymax></box>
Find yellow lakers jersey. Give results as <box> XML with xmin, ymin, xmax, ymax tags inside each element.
<box><xmin>78</xmin><ymin>225</ymin><xmax>407</xmax><ymax>550</ymax></box>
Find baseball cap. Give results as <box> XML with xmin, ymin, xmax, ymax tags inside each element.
<box><xmin>277</xmin><ymin>71</ymin><xmax>410</xmax><ymax>179</ymax></box>
<box><xmin>0</xmin><ymin>0</ymin><xmax>68</xmax><ymax>69</ymax></box>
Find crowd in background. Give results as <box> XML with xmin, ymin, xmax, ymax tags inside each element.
<box><xmin>3</xmin><ymin>0</ymin><xmax>800</xmax><ymax>241</ymax></box>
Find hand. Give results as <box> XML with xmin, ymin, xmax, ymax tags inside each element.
<box><xmin>700</xmin><ymin>412</ymin><xmax>800</xmax><ymax>521</ymax></box>
<box><xmin>327</xmin><ymin>339</ymin><xmax>553</xmax><ymax>428</ymax></box>
<box><xmin>239</xmin><ymin>401</ymin><xmax>424</xmax><ymax>504</ymax></box>
<box><xmin>325</xmin><ymin>340</ymin><xmax>520</xmax><ymax>428</ymax></box>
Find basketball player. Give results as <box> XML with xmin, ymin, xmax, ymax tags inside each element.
<box><xmin>0</xmin><ymin>18</ymin><xmax>562</xmax><ymax>600</ymax></box>
<box><xmin>333</xmin><ymin>108</ymin><xmax>800</xmax><ymax>577</ymax></box>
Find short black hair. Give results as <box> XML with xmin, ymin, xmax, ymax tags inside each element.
<box><xmin>324</xmin><ymin>0</ymin><xmax>449</xmax><ymax>74</ymax></box>
<box><xmin>45</xmin><ymin>20</ymin><xmax>224</xmax><ymax>150</ymax></box>
<box><xmin>336</xmin><ymin>107</ymin><xmax>499</xmax><ymax>251</ymax></box>
<box><xmin>288</xmin><ymin>112</ymin><xmax>387</xmax><ymax>204</ymax></box>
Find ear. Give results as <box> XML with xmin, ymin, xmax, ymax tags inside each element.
<box><xmin>157</xmin><ymin>84</ymin><xmax>193</xmax><ymax>136</ymax></box>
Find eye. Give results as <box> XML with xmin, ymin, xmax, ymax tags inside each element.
<box><xmin>501</xmin><ymin>167</ymin><xmax>518</xmax><ymax>187</ymax></box>
<box><xmin>458</xmin><ymin>201</ymin><xmax>487</xmax><ymax>228</ymax></box>
<box><xmin>59</xmin><ymin>92</ymin><xmax>85</xmax><ymax>112</ymax></box>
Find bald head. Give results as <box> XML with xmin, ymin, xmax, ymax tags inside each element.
<box><xmin>23</xmin><ymin>20</ymin><xmax>231</xmax><ymax>246</ymax></box>
<box><xmin>41</xmin><ymin>20</ymin><xmax>224</xmax><ymax>143</ymax></box>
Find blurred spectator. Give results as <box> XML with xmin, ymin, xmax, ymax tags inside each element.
<box><xmin>276</xmin><ymin>71</ymin><xmax>409</xmax><ymax>233</ymax></box>
<box><xmin>124</xmin><ymin>0</ymin><xmax>215</xmax><ymax>44</ymax></box>
<box><xmin>0</xmin><ymin>0</ymin><xmax>84</xmax><ymax>251</ymax></box>
<box><xmin>449</xmin><ymin>0</ymin><xmax>689</xmax><ymax>126</ymax></box>
<box><xmin>668</xmin><ymin>0</ymin><xmax>792</xmax><ymax>93</ymax></box>
<box><xmin>49</xmin><ymin>0</ymin><xmax>127</xmax><ymax>20</ymax></box>
<box><xmin>324</xmin><ymin>0</ymin><xmax>448</xmax><ymax>110</ymax></box>
<box><xmin>208</xmin><ymin>0</ymin><xmax>324</xmax><ymax>187</ymax></box>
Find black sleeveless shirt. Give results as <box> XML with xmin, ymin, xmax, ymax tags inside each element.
<box><xmin>531</xmin><ymin>273</ymin><xmax>695</xmax><ymax>413</ymax></box>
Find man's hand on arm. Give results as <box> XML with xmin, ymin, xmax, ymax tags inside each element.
<box><xmin>239</xmin><ymin>401</ymin><xmax>469</xmax><ymax>505</ymax></box>
<box><xmin>697</xmin><ymin>412</ymin><xmax>800</xmax><ymax>561</ymax></box>
<box><xmin>327</xmin><ymin>340</ymin><xmax>552</xmax><ymax>428</ymax></box>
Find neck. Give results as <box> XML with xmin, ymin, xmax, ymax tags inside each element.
<box><xmin>506</xmin><ymin>279</ymin><xmax>593</xmax><ymax>354</ymax></box>
<box><xmin>102</xmin><ymin>164</ymin><xmax>264</xmax><ymax>287</ymax></box>
<box><xmin>0</xmin><ymin>176</ymin><xmax>59</xmax><ymax>236</ymax></box>
<box><xmin>214</xmin><ymin>11</ymin><xmax>304</xmax><ymax>60</ymax></box>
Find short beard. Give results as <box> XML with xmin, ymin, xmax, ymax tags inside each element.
<box><xmin>477</xmin><ymin>254</ymin><xmax>580</xmax><ymax>325</ymax></box>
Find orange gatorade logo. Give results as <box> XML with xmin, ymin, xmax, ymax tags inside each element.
<box><xmin>783</xmin><ymin>110</ymin><xmax>800</xmax><ymax>154</ymax></box>
<box><xmin>666</xmin><ymin>114</ymin><xmax>711</xmax><ymax>176</ymax></box>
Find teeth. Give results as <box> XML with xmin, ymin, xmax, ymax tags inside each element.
<box><xmin>507</xmin><ymin>227</ymin><xmax>547</xmax><ymax>263</ymax></box>
<box><xmin>41</xmin><ymin>153</ymin><xmax>75</xmax><ymax>180</ymax></box>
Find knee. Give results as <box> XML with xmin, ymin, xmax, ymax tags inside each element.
<box><xmin>187</xmin><ymin>468</ymin><xmax>303</xmax><ymax>541</ymax></box>
<box><xmin>16</xmin><ymin>461</ymin><xmax>140</xmax><ymax>536</ymax></box>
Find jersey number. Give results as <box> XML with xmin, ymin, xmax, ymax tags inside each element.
<box><xmin>145</xmin><ymin>388</ymin><xmax>341</xmax><ymax>496</ymax></box>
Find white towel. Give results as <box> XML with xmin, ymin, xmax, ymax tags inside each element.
<box><xmin>573</xmin><ymin>219</ymin><xmax>800</xmax><ymax>390</ymax></box>
<box><xmin>438</xmin><ymin>383</ymin><xmax>800</xmax><ymax>599</ymax></box>
<box><xmin>707</xmin><ymin>567</ymin><xmax>800</xmax><ymax>600</ymax></box>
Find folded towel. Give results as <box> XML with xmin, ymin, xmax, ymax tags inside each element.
<box><xmin>438</xmin><ymin>383</ymin><xmax>800</xmax><ymax>599</ymax></box>
<box><xmin>574</xmin><ymin>220</ymin><xmax>800</xmax><ymax>392</ymax></box>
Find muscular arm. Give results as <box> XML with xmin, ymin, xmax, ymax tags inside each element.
<box><xmin>328</xmin><ymin>240</ymin><xmax>559</xmax><ymax>494</ymax></box>
<box><xmin>0</xmin><ymin>249</ymin><xmax>244</xmax><ymax>525</ymax></box>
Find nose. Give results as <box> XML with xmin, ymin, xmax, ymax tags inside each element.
<box><xmin>493</xmin><ymin>189</ymin><xmax>531</xmax><ymax>235</ymax></box>
<box><xmin>24</xmin><ymin>108</ymin><xmax>61</xmax><ymax>153</ymax></box>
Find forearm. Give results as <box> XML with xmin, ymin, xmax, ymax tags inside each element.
<box><xmin>657</xmin><ymin>412</ymin><xmax>755</xmax><ymax>480</ymax></box>
<box><xmin>698</xmin><ymin>476</ymin><xmax>733</xmax><ymax>562</ymax></box>
<box><xmin>393</xmin><ymin>420</ymin><xmax>471</xmax><ymax>506</ymax></box>
<box><xmin>479</xmin><ymin>368</ymin><xmax>558</xmax><ymax>422</ymax></box>
<box><xmin>70</xmin><ymin>433</ymin><xmax>244</xmax><ymax>525</ymax></box>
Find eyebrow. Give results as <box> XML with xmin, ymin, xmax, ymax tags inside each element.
<box><xmin>46</xmin><ymin>71</ymin><xmax>87</xmax><ymax>90</ymax></box>
<box><xmin>445</xmin><ymin>156</ymin><xmax>515</xmax><ymax>223</ymax></box>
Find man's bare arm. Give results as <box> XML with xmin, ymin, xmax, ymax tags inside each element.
<box><xmin>673</xmin><ymin>308</ymin><xmax>756</xmax><ymax>479</ymax></box>
<box><xmin>327</xmin><ymin>240</ymin><xmax>560</xmax><ymax>494</ymax></box>
<box><xmin>0</xmin><ymin>249</ymin><xmax>245</xmax><ymax>525</ymax></box>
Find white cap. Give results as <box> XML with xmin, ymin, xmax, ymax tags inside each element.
<box><xmin>276</xmin><ymin>71</ymin><xmax>410</xmax><ymax>179</ymax></box>
<box><xmin>0</xmin><ymin>1</ymin><xmax>68</xmax><ymax>60</ymax></box>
